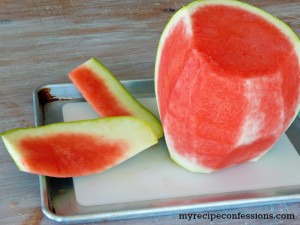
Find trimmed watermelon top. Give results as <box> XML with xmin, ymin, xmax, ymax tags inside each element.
<box><xmin>155</xmin><ymin>0</ymin><xmax>300</xmax><ymax>127</ymax></box>
<box><xmin>191</xmin><ymin>4</ymin><xmax>294</xmax><ymax>77</ymax></box>
<box><xmin>154</xmin><ymin>0</ymin><xmax>300</xmax><ymax>172</ymax></box>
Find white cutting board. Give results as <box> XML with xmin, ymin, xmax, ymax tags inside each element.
<box><xmin>62</xmin><ymin>98</ymin><xmax>300</xmax><ymax>207</ymax></box>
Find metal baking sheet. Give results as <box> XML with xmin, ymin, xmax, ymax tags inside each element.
<box><xmin>33</xmin><ymin>79</ymin><xmax>300</xmax><ymax>224</ymax></box>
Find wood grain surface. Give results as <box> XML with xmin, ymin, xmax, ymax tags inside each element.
<box><xmin>0</xmin><ymin>0</ymin><xmax>300</xmax><ymax>224</ymax></box>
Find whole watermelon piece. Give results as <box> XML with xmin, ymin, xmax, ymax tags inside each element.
<box><xmin>155</xmin><ymin>0</ymin><xmax>300</xmax><ymax>173</ymax></box>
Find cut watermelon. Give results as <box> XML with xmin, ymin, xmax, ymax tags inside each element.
<box><xmin>1</xmin><ymin>116</ymin><xmax>157</xmax><ymax>177</ymax></box>
<box><xmin>68</xmin><ymin>58</ymin><xmax>163</xmax><ymax>139</ymax></box>
<box><xmin>155</xmin><ymin>0</ymin><xmax>300</xmax><ymax>173</ymax></box>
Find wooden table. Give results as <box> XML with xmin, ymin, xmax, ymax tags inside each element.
<box><xmin>0</xmin><ymin>0</ymin><xmax>299</xmax><ymax>224</ymax></box>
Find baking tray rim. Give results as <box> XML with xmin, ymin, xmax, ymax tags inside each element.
<box><xmin>33</xmin><ymin>79</ymin><xmax>300</xmax><ymax>224</ymax></box>
<box><xmin>39</xmin><ymin>175</ymin><xmax>300</xmax><ymax>223</ymax></box>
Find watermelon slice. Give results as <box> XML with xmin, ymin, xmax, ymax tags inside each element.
<box><xmin>1</xmin><ymin>116</ymin><xmax>157</xmax><ymax>177</ymax></box>
<box><xmin>155</xmin><ymin>0</ymin><xmax>300</xmax><ymax>172</ymax></box>
<box><xmin>68</xmin><ymin>58</ymin><xmax>163</xmax><ymax>139</ymax></box>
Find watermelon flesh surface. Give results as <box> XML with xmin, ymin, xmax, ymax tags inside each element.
<box><xmin>1</xmin><ymin>117</ymin><xmax>157</xmax><ymax>177</ymax></box>
<box><xmin>70</xmin><ymin>62</ymin><xmax>132</xmax><ymax>117</ymax></box>
<box><xmin>155</xmin><ymin>0</ymin><xmax>300</xmax><ymax>172</ymax></box>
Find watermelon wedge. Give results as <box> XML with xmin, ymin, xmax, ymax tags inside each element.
<box><xmin>155</xmin><ymin>0</ymin><xmax>300</xmax><ymax>173</ymax></box>
<box><xmin>68</xmin><ymin>58</ymin><xmax>163</xmax><ymax>139</ymax></box>
<box><xmin>1</xmin><ymin>116</ymin><xmax>157</xmax><ymax>177</ymax></box>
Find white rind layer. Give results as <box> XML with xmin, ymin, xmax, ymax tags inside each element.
<box><xmin>164</xmin><ymin>130</ymin><xmax>214</xmax><ymax>173</ymax></box>
<box><xmin>235</xmin><ymin>73</ymin><xmax>285</xmax><ymax>147</ymax></box>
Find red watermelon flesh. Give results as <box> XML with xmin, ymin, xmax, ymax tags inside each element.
<box><xmin>155</xmin><ymin>0</ymin><xmax>300</xmax><ymax>172</ymax></box>
<box><xmin>1</xmin><ymin>117</ymin><xmax>157</xmax><ymax>177</ymax></box>
<box><xmin>69</xmin><ymin>58</ymin><xmax>163</xmax><ymax>139</ymax></box>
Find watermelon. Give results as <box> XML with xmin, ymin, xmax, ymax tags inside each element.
<box><xmin>1</xmin><ymin>116</ymin><xmax>157</xmax><ymax>177</ymax></box>
<box><xmin>155</xmin><ymin>0</ymin><xmax>300</xmax><ymax>173</ymax></box>
<box><xmin>68</xmin><ymin>58</ymin><xmax>163</xmax><ymax>139</ymax></box>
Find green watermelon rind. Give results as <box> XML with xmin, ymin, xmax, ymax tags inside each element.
<box><xmin>1</xmin><ymin>116</ymin><xmax>158</xmax><ymax>176</ymax></box>
<box><xmin>154</xmin><ymin>0</ymin><xmax>300</xmax><ymax>173</ymax></box>
<box><xmin>74</xmin><ymin>58</ymin><xmax>164</xmax><ymax>139</ymax></box>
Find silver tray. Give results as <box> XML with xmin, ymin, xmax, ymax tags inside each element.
<box><xmin>33</xmin><ymin>79</ymin><xmax>300</xmax><ymax>224</ymax></box>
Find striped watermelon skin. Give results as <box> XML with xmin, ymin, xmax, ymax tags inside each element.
<box><xmin>155</xmin><ymin>0</ymin><xmax>300</xmax><ymax>173</ymax></box>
